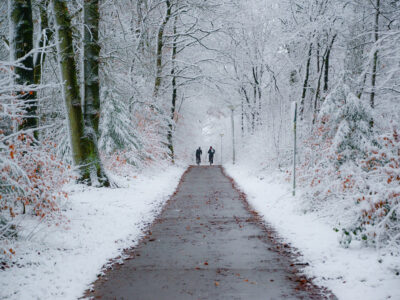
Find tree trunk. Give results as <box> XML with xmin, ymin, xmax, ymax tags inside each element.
<box><xmin>153</xmin><ymin>0</ymin><xmax>172</xmax><ymax>96</ymax></box>
<box><xmin>83</xmin><ymin>0</ymin><xmax>110</xmax><ymax>185</ymax></box>
<box><xmin>299</xmin><ymin>43</ymin><xmax>312</xmax><ymax>120</ymax></box>
<box><xmin>83</xmin><ymin>0</ymin><xmax>101</xmax><ymax>135</ymax></box>
<box><xmin>313</xmin><ymin>34</ymin><xmax>336</xmax><ymax>124</ymax></box>
<box><xmin>167</xmin><ymin>14</ymin><xmax>178</xmax><ymax>163</ymax></box>
<box><xmin>34</xmin><ymin>0</ymin><xmax>52</xmax><ymax>86</ymax></box>
<box><xmin>52</xmin><ymin>0</ymin><xmax>109</xmax><ymax>186</ymax></box>
<box><xmin>370</xmin><ymin>0</ymin><xmax>380</xmax><ymax>110</ymax></box>
<box><xmin>241</xmin><ymin>97</ymin><xmax>244</xmax><ymax>137</ymax></box>
<box><xmin>9</xmin><ymin>0</ymin><xmax>37</xmax><ymax>138</ymax></box>
<box><xmin>252</xmin><ymin>66</ymin><xmax>262</xmax><ymax>130</ymax></box>
<box><xmin>324</xmin><ymin>34</ymin><xmax>336</xmax><ymax>92</ymax></box>
<box><xmin>316</xmin><ymin>42</ymin><xmax>320</xmax><ymax>74</ymax></box>
<box><xmin>312</xmin><ymin>55</ymin><xmax>324</xmax><ymax>124</ymax></box>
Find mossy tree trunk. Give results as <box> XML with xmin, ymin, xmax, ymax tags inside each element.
<box><xmin>167</xmin><ymin>14</ymin><xmax>177</xmax><ymax>163</ymax></box>
<box><xmin>83</xmin><ymin>0</ymin><xmax>109</xmax><ymax>184</ymax></box>
<box><xmin>153</xmin><ymin>0</ymin><xmax>172</xmax><ymax>97</ymax></box>
<box><xmin>9</xmin><ymin>0</ymin><xmax>37</xmax><ymax>138</ymax></box>
<box><xmin>52</xmin><ymin>0</ymin><xmax>109</xmax><ymax>186</ymax></box>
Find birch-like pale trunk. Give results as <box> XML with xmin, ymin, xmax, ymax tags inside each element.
<box><xmin>370</xmin><ymin>0</ymin><xmax>380</xmax><ymax>110</ymax></box>
<box><xmin>34</xmin><ymin>0</ymin><xmax>52</xmax><ymax>86</ymax></box>
<box><xmin>52</xmin><ymin>0</ymin><xmax>109</xmax><ymax>186</ymax></box>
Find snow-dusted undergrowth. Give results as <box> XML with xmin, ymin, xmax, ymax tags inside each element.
<box><xmin>0</xmin><ymin>165</ymin><xmax>184</xmax><ymax>300</ymax></box>
<box><xmin>225</xmin><ymin>164</ymin><xmax>400</xmax><ymax>300</ymax></box>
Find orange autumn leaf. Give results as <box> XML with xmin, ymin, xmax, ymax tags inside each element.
<box><xmin>214</xmin><ymin>281</ymin><xmax>219</xmax><ymax>287</ymax></box>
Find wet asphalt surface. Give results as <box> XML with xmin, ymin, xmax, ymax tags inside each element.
<box><xmin>89</xmin><ymin>166</ymin><xmax>329</xmax><ymax>300</ymax></box>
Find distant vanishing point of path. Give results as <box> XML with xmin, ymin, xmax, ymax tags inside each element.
<box><xmin>88</xmin><ymin>166</ymin><xmax>333</xmax><ymax>300</ymax></box>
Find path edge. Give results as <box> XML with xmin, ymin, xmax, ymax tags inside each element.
<box><xmin>81</xmin><ymin>166</ymin><xmax>194</xmax><ymax>299</ymax></box>
<box><xmin>219</xmin><ymin>166</ymin><xmax>337</xmax><ymax>300</ymax></box>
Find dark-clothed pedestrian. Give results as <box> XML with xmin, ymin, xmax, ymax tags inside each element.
<box><xmin>208</xmin><ymin>146</ymin><xmax>215</xmax><ymax>165</ymax></box>
<box><xmin>196</xmin><ymin>147</ymin><xmax>202</xmax><ymax>165</ymax></box>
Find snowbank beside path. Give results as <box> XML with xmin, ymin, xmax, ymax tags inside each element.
<box><xmin>225</xmin><ymin>164</ymin><xmax>400</xmax><ymax>300</ymax></box>
<box><xmin>0</xmin><ymin>165</ymin><xmax>185</xmax><ymax>300</ymax></box>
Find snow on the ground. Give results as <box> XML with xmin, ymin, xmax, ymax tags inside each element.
<box><xmin>0</xmin><ymin>165</ymin><xmax>185</xmax><ymax>300</ymax></box>
<box><xmin>225</xmin><ymin>164</ymin><xmax>400</xmax><ymax>300</ymax></box>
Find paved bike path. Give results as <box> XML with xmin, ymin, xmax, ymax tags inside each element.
<box><xmin>89</xmin><ymin>166</ymin><xmax>330</xmax><ymax>299</ymax></box>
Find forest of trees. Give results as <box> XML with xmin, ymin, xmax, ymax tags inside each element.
<box><xmin>223</xmin><ymin>0</ymin><xmax>400</xmax><ymax>255</ymax></box>
<box><xmin>1</xmin><ymin>0</ymin><xmax>399</xmax><ymax>262</ymax></box>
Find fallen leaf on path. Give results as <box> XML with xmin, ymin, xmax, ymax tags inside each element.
<box><xmin>215</xmin><ymin>281</ymin><xmax>219</xmax><ymax>287</ymax></box>
<box><xmin>204</xmin><ymin>261</ymin><xmax>209</xmax><ymax>265</ymax></box>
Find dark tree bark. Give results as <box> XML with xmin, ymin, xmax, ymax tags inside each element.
<box><xmin>83</xmin><ymin>0</ymin><xmax>110</xmax><ymax>185</ymax></box>
<box><xmin>10</xmin><ymin>0</ymin><xmax>37</xmax><ymax>137</ymax></box>
<box><xmin>299</xmin><ymin>43</ymin><xmax>313</xmax><ymax>120</ymax></box>
<box><xmin>252</xmin><ymin>66</ymin><xmax>262</xmax><ymax>130</ymax></box>
<box><xmin>313</xmin><ymin>34</ymin><xmax>336</xmax><ymax>124</ymax></box>
<box><xmin>167</xmin><ymin>14</ymin><xmax>178</xmax><ymax>163</ymax></box>
<box><xmin>324</xmin><ymin>34</ymin><xmax>336</xmax><ymax>92</ymax></box>
<box><xmin>84</xmin><ymin>0</ymin><xmax>101</xmax><ymax>135</ymax></box>
<box><xmin>154</xmin><ymin>0</ymin><xmax>172</xmax><ymax>97</ymax></box>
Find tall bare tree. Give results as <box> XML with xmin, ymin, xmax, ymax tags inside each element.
<box><xmin>9</xmin><ymin>0</ymin><xmax>37</xmax><ymax>137</ymax></box>
<box><xmin>52</xmin><ymin>0</ymin><xmax>109</xmax><ymax>186</ymax></box>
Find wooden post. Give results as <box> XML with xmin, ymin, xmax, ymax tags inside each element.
<box><xmin>228</xmin><ymin>105</ymin><xmax>236</xmax><ymax>165</ymax></box>
<box><xmin>293</xmin><ymin>102</ymin><xmax>297</xmax><ymax>196</ymax></box>
<box><xmin>220</xmin><ymin>133</ymin><xmax>224</xmax><ymax>165</ymax></box>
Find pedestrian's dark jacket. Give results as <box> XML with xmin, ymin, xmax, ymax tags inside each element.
<box><xmin>196</xmin><ymin>148</ymin><xmax>202</xmax><ymax>158</ymax></box>
<box><xmin>208</xmin><ymin>148</ymin><xmax>215</xmax><ymax>157</ymax></box>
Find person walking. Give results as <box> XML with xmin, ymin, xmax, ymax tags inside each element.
<box><xmin>208</xmin><ymin>146</ymin><xmax>215</xmax><ymax>165</ymax></box>
<box><xmin>195</xmin><ymin>147</ymin><xmax>202</xmax><ymax>165</ymax></box>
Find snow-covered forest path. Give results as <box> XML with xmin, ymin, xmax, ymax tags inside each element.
<box><xmin>87</xmin><ymin>166</ymin><xmax>333</xmax><ymax>299</ymax></box>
